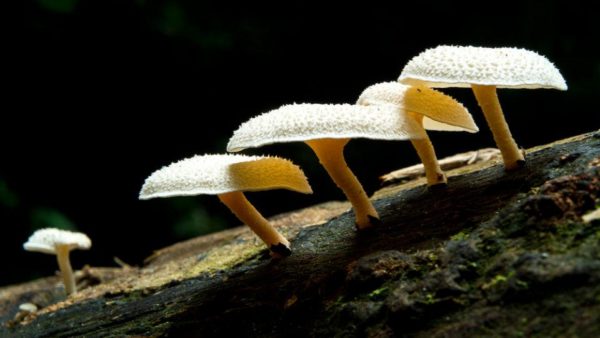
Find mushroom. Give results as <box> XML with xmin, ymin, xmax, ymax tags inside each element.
<box><xmin>357</xmin><ymin>82</ymin><xmax>478</xmax><ymax>186</ymax></box>
<box><xmin>399</xmin><ymin>45</ymin><xmax>567</xmax><ymax>170</ymax></box>
<box><xmin>11</xmin><ymin>303</ymin><xmax>38</xmax><ymax>324</ymax></box>
<box><xmin>227</xmin><ymin>103</ymin><xmax>427</xmax><ymax>229</ymax></box>
<box><xmin>139</xmin><ymin>154</ymin><xmax>312</xmax><ymax>257</ymax></box>
<box><xmin>23</xmin><ymin>228</ymin><xmax>91</xmax><ymax>295</ymax></box>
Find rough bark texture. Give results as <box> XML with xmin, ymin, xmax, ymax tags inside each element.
<box><xmin>1</xmin><ymin>131</ymin><xmax>599</xmax><ymax>337</ymax></box>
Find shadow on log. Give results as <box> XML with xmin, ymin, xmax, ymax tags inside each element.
<box><xmin>1</xmin><ymin>131</ymin><xmax>599</xmax><ymax>337</ymax></box>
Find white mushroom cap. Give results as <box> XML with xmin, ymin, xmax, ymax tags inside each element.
<box><xmin>357</xmin><ymin>82</ymin><xmax>478</xmax><ymax>133</ymax></box>
<box><xmin>139</xmin><ymin>154</ymin><xmax>312</xmax><ymax>199</ymax></box>
<box><xmin>227</xmin><ymin>103</ymin><xmax>427</xmax><ymax>152</ymax></box>
<box><xmin>399</xmin><ymin>45</ymin><xmax>567</xmax><ymax>90</ymax></box>
<box><xmin>18</xmin><ymin>303</ymin><xmax>38</xmax><ymax>313</ymax></box>
<box><xmin>23</xmin><ymin>228</ymin><xmax>92</xmax><ymax>255</ymax></box>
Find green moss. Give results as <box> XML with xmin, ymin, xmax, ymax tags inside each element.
<box><xmin>481</xmin><ymin>273</ymin><xmax>509</xmax><ymax>290</ymax></box>
<box><xmin>427</xmin><ymin>252</ymin><xmax>439</xmax><ymax>264</ymax></box>
<box><xmin>368</xmin><ymin>287</ymin><xmax>389</xmax><ymax>301</ymax></box>
<box><xmin>450</xmin><ymin>231</ymin><xmax>469</xmax><ymax>241</ymax></box>
<box><xmin>424</xmin><ymin>293</ymin><xmax>437</xmax><ymax>304</ymax></box>
<box><xmin>184</xmin><ymin>242</ymin><xmax>265</xmax><ymax>278</ymax></box>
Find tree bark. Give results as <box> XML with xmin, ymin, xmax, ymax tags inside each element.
<box><xmin>1</xmin><ymin>131</ymin><xmax>599</xmax><ymax>337</ymax></box>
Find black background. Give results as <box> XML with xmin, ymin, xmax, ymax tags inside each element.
<box><xmin>2</xmin><ymin>0</ymin><xmax>598</xmax><ymax>286</ymax></box>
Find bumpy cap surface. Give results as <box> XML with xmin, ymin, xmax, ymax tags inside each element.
<box><xmin>399</xmin><ymin>45</ymin><xmax>567</xmax><ymax>90</ymax></box>
<box><xmin>227</xmin><ymin>103</ymin><xmax>427</xmax><ymax>152</ymax></box>
<box><xmin>23</xmin><ymin>228</ymin><xmax>92</xmax><ymax>254</ymax></box>
<box><xmin>139</xmin><ymin>154</ymin><xmax>312</xmax><ymax>199</ymax></box>
<box><xmin>357</xmin><ymin>82</ymin><xmax>478</xmax><ymax>133</ymax></box>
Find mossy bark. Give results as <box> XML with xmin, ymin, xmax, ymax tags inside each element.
<box><xmin>1</xmin><ymin>131</ymin><xmax>599</xmax><ymax>337</ymax></box>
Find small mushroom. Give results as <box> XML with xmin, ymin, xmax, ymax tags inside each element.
<box><xmin>18</xmin><ymin>303</ymin><xmax>38</xmax><ymax>313</ymax></box>
<box><xmin>23</xmin><ymin>228</ymin><xmax>91</xmax><ymax>295</ymax></box>
<box><xmin>227</xmin><ymin>103</ymin><xmax>427</xmax><ymax>229</ymax></box>
<box><xmin>357</xmin><ymin>82</ymin><xmax>478</xmax><ymax>186</ymax></box>
<box><xmin>139</xmin><ymin>154</ymin><xmax>312</xmax><ymax>257</ymax></box>
<box><xmin>9</xmin><ymin>303</ymin><xmax>38</xmax><ymax>326</ymax></box>
<box><xmin>399</xmin><ymin>45</ymin><xmax>567</xmax><ymax>170</ymax></box>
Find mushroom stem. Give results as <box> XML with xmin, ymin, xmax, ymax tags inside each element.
<box><xmin>306</xmin><ymin>138</ymin><xmax>380</xmax><ymax>229</ymax></box>
<box><xmin>55</xmin><ymin>245</ymin><xmax>76</xmax><ymax>295</ymax></box>
<box><xmin>218</xmin><ymin>191</ymin><xmax>291</xmax><ymax>257</ymax></box>
<box><xmin>471</xmin><ymin>84</ymin><xmax>524</xmax><ymax>170</ymax></box>
<box><xmin>408</xmin><ymin>113</ymin><xmax>447</xmax><ymax>186</ymax></box>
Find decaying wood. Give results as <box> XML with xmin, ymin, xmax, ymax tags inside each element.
<box><xmin>1</xmin><ymin>131</ymin><xmax>599</xmax><ymax>337</ymax></box>
<box><xmin>582</xmin><ymin>208</ymin><xmax>600</xmax><ymax>223</ymax></box>
<box><xmin>380</xmin><ymin>148</ymin><xmax>501</xmax><ymax>186</ymax></box>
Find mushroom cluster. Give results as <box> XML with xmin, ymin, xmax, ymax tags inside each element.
<box><xmin>227</xmin><ymin>103</ymin><xmax>428</xmax><ymax>228</ymax></box>
<box><xmin>22</xmin><ymin>45</ymin><xmax>567</xmax><ymax>296</ymax></box>
<box><xmin>357</xmin><ymin>82</ymin><xmax>478</xmax><ymax>186</ymax></box>
<box><xmin>137</xmin><ymin>45</ymin><xmax>565</xmax><ymax>254</ymax></box>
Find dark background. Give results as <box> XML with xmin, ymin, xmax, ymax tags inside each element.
<box><xmin>2</xmin><ymin>0</ymin><xmax>598</xmax><ymax>286</ymax></box>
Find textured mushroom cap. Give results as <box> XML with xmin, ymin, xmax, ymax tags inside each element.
<box><xmin>357</xmin><ymin>82</ymin><xmax>478</xmax><ymax>133</ymax></box>
<box><xmin>23</xmin><ymin>228</ymin><xmax>92</xmax><ymax>255</ymax></box>
<box><xmin>399</xmin><ymin>45</ymin><xmax>567</xmax><ymax>90</ymax></box>
<box><xmin>227</xmin><ymin>103</ymin><xmax>427</xmax><ymax>152</ymax></box>
<box><xmin>139</xmin><ymin>154</ymin><xmax>312</xmax><ymax>199</ymax></box>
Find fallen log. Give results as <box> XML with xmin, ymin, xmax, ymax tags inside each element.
<box><xmin>1</xmin><ymin>131</ymin><xmax>599</xmax><ymax>337</ymax></box>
